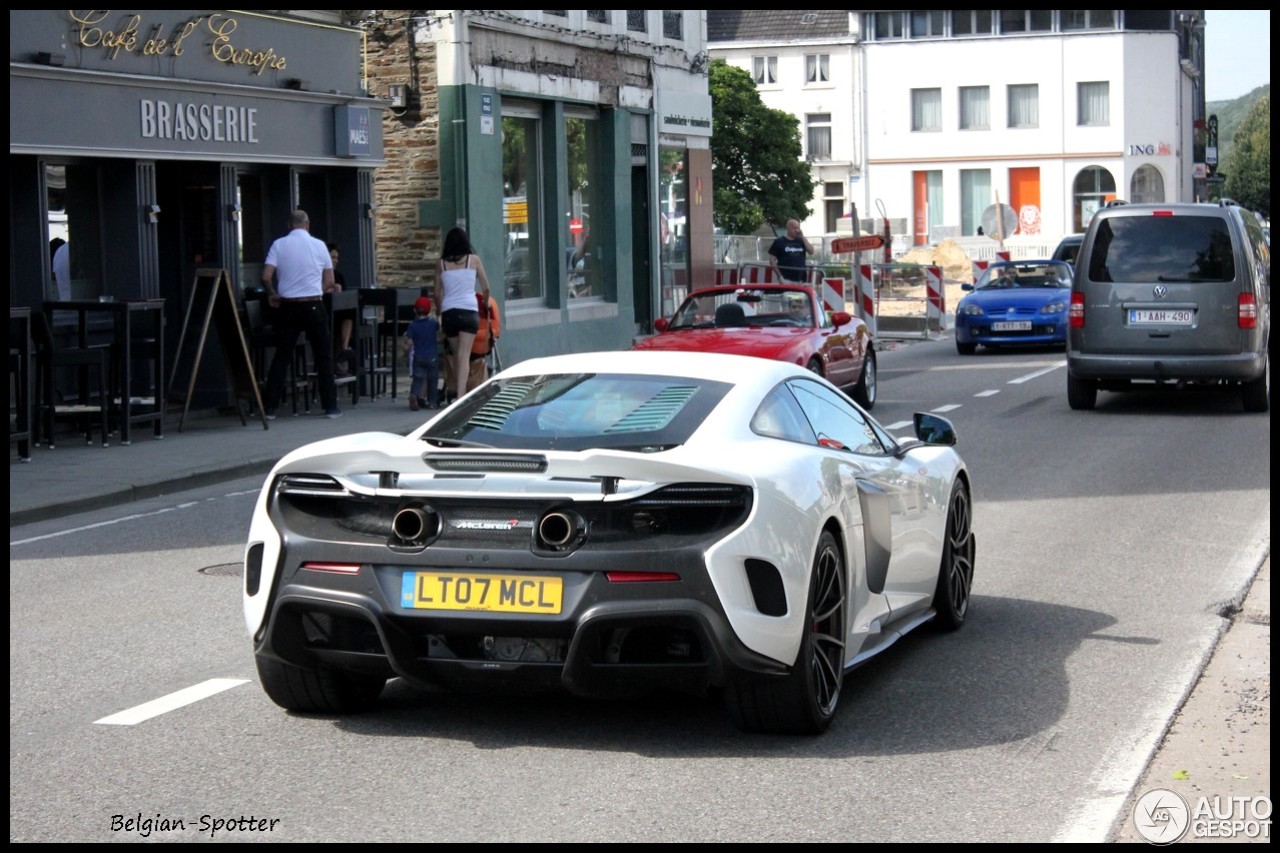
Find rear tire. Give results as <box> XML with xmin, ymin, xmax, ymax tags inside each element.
<box><xmin>1067</xmin><ymin>372</ymin><xmax>1098</xmax><ymax>410</ymax></box>
<box><xmin>1241</xmin><ymin>361</ymin><xmax>1269</xmax><ymax>412</ymax></box>
<box><xmin>851</xmin><ymin>348</ymin><xmax>877</xmax><ymax>409</ymax></box>
<box><xmin>256</xmin><ymin>654</ymin><xmax>385</xmax><ymax>714</ymax></box>
<box><xmin>724</xmin><ymin>531</ymin><xmax>846</xmax><ymax>735</ymax></box>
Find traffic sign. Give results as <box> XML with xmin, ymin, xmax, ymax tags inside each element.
<box><xmin>981</xmin><ymin>203</ymin><xmax>1018</xmax><ymax>241</ymax></box>
<box><xmin>830</xmin><ymin>234</ymin><xmax>886</xmax><ymax>254</ymax></box>
<box><xmin>1207</xmin><ymin>115</ymin><xmax>1219</xmax><ymax>171</ymax></box>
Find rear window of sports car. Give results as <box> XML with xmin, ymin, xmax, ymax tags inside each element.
<box><xmin>422</xmin><ymin>373</ymin><xmax>732</xmax><ymax>452</ymax></box>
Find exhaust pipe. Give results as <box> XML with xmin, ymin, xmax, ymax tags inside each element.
<box><xmin>537</xmin><ymin>510</ymin><xmax>583</xmax><ymax>551</ymax></box>
<box><xmin>391</xmin><ymin>505</ymin><xmax>439</xmax><ymax>545</ymax></box>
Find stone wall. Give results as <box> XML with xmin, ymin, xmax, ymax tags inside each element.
<box><xmin>367</xmin><ymin>11</ymin><xmax>440</xmax><ymax>288</ymax></box>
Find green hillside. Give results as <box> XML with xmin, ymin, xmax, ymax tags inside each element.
<box><xmin>1207</xmin><ymin>84</ymin><xmax>1270</xmax><ymax>165</ymax></box>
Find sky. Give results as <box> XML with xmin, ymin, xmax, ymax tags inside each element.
<box><xmin>1203</xmin><ymin>10</ymin><xmax>1270</xmax><ymax>102</ymax></box>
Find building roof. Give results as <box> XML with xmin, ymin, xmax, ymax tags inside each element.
<box><xmin>707</xmin><ymin>10</ymin><xmax>850</xmax><ymax>43</ymax></box>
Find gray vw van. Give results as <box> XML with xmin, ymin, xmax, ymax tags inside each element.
<box><xmin>1066</xmin><ymin>201</ymin><xmax>1270</xmax><ymax>411</ymax></box>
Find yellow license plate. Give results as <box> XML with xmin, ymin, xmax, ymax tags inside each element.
<box><xmin>400</xmin><ymin>571</ymin><xmax>563</xmax><ymax>614</ymax></box>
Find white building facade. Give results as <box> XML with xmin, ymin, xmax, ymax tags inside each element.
<box><xmin>708</xmin><ymin>12</ymin><xmax>864</xmax><ymax>239</ymax></box>
<box><xmin>709</xmin><ymin>10</ymin><xmax>1206</xmax><ymax>251</ymax></box>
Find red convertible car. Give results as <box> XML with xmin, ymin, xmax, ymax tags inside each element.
<box><xmin>633</xmin><ymin>285</ymin><xmax>877</xmax><ymax>408</ymax></box>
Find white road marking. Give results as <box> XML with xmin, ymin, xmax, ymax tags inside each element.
<box><xmin>11</xmin><ymin>506</ymin><xmax>183</xmax><ymax>546</ymax></box>
<box><xmin>885</xmin><ymin>421</ymin><xmax>914</xmax><ymax>430</ymax></box>
<box><xmin>975</xmin><ymin>390</ymin><xmax>1000</xmax><ymax>397</ymax></box>
<box><xmin>1009</xmin><ymin>361</ymin><xmax>1067</xmax><ymax>384</ymax></box>
<box><xmin>930</xmin><ymin>404</ymin><xmax>962</xmax><ymax>413</ymax></box>
<box><xmin>885</xmin><ymin>359</ymin><xmax>1063</xmax><ymax>373</ymax></box>
<box><xmin>11</xmin><ymin>491</ymin><xmax>257</xmax><ymax>547</ymax></box>
<box><xmin>93</xmin><ymin>678</ymin><xmax>250</xmax><ymax>726</ymax></box>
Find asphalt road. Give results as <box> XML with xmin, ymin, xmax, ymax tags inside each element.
<box><xmin>9</xmin><ymin>338</ymin><xmax>1269</xmax><ymax>842</ymax></box>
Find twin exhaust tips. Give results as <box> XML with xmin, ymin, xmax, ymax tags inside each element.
<box><xmin>388</xmin><ymin>505</ymin><xmax>585</xmax><ymax>552</ymax></box>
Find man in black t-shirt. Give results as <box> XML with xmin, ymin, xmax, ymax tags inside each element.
<box><xmin>768</xmin><ymin>219</ymin><xmax>815</xmax><ymax>282</ymax></box>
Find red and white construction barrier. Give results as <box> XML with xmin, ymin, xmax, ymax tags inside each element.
<box><xmin>925</xmin><ymin>265</ymin><xmax>946</xmax><ymax>332</ymax></box>
<box><xmin>855</xmin><ymin>264</ymin><xmax>877</xmax><ymax>335</ymax></box>
<box><xmin>971</xmin><ymin>250</ymin><xmax>1011</xmax><ymax>282</ymax></box>
<box><xmin>735</xmin><ymin>262</ymin><xmax>821</xmax><ymax>287</ymax></box>
<box><xmin>736</xmin><ymin>262</ymin><xmax>782</xmax><ymax>285</ymax></box>
<box><xmin>821</xmin><ymin>278</ymin><xmax>845</xmax><ymax>315</ymax></box>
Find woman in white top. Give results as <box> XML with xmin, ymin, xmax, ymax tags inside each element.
<box><xmin>434</xmin><ymin>227</ymin><xmax>492</xmax><ymax>401</ymax></box>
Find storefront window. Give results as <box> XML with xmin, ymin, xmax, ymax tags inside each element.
<box><xmin>1130</xmin><ymin>164</ymin><xmax>1165</xmax><ymax>204</ymax></box>
<box><xmin>565</xmin><ymin>116</ymin><xmax>600</xmax><ymax>299</ymax></box>
<box><xmin>45</xmin><ymin>163</ymin><xmax>104</xmax><ymax>301</ymax></box>
<box><xmin>658</xmin><ymin>146</ymin><xmax>688</xmax><ymax>316</ymax></box>
<box><xmin>502</xmin><ymin>114</ymin><xmax>543</xmax><ymax>302</ymax></box>
<box><xmin>236</xmin><ymin>173</ymin><xmax>267</xmax><ymax>289</ymax></box>
<box><xmin>1073</xmin><ymin>165</ymin><xmax>1117</xmax><ymax>231</ymax></box>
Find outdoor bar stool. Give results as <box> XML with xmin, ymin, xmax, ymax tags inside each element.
<box><xmin>32</xmin><ymin>311</ymin><xmax>110</xmax><ymax>448</ymax></box>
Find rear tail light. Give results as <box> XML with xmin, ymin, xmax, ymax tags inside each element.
<box><xmin>1239</xmin><ymin>293</ymin><xmax>1258</xmax><ymax>329</ymax></box>
<box><xmin>301</xmin><ymin>562</ymin><xmax>362</xmax><ymax>574</ymax></box>
<box><xmin>605</xmin><ymin>572</ymin><xmax>680</xmax><ymax>583</ymax></box>
<box><xmin>1069</xmin><ymin>292</ymin><xmax>1085</xmax><ymax>328</ymax></box>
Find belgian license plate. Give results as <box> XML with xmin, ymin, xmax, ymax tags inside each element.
<box><xmin>1130</xmin><ymin>309</ymin><xmax>1194</xmax><ymax>325</ymax></box>
<box><xmin>991</xmin><ymin>321</ymin><xmax>1031</xmax><ymax>331</ymax></box>
<box><xmin>401</xmin><ymin>571</ymin><xmax>563</xmax><ymax>614</ymax></box>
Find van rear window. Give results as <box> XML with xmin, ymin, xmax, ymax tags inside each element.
<box><xmin>1087</xmin><ymin>216</ymin><xmax>1235</xmax><ymax>283</ymax></box>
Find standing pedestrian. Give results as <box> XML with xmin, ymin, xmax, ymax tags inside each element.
<box><xmin>768</xmin><ymin>219</ymin><xmax>815</xmax><ymax>283</ymax></box>
<box><xmin>261</xmin><ymin>209</ymin><xmax>342</xmax><ymax>419</ymax></box>
<box><xmin>402</xmin><ymin>296</ymin><xmax>440</xmax><ymax>411</ymax></box>
<box><xmin>52</xmin><ymin>238</ymin><xmax>71</xmax><ymax>300</ymax></box>
<box><xmin>433</xmin><ymin>226</ymin><xmax>492</xmax><ymax>402</ymax></box>
<box><xmin>328</xmin><ymin>242</ymin><xmax>356</xmax><ymax>377</ymax></box>
<box><xmin>468</xmin><ymin>293</ymin><xmax>501</xmax><ymax>391</ymax></box>
<box><xmin>444</xmin><ymin>292</ymin><xmax>502</xmax><ymax>394</ymax></box>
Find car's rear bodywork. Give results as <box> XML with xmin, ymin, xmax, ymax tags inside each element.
<box><xmin>245</xmin><ymin>351</ymin><xmax>971</xmax><ymax>732</ymax></box>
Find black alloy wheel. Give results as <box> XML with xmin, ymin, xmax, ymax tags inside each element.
<box><xmin>932</xmin><ymin>480</ymin><xmax>976</xmax><ymax>631</ymax></box>
<box><xmin>724</xmin><ymin>530</ymin><xmax>847</xmax><ymax>735</ymax></box>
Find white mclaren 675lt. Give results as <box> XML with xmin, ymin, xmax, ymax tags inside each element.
<box><xmin>244</xmin><ymin>350</ymin><xmax>975</xmax><ymax>734</ymax></box>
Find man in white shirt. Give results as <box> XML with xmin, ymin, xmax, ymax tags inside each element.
<box><xmin>260</xmin><ymin>210</ymin><xmax>341</xmax><ymax>419</ymax></box>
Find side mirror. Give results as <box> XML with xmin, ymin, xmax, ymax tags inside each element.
<box><xmin>830</xmin><ymin>310</ymin><xmax>852</xmax><ymax>328</ymax></box>
<box><xmin>961</xmin><ymin>283</ymin><xmax>974</xmax><ymax>292</ymax></box>
<box><xmin>914</xmin><ymin>412</ymin><xmax>957</xmax><ymax>446</ymax></box>
<box><xmin>654</xmin><ymin>318</ymin><xmax>670</xmax><ymax>332</ymax></box>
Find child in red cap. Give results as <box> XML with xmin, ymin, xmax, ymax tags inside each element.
<box><xmin>402</xmin><ymin>296</ymin><xmax>440</xmax><ymax>410</ymax></box>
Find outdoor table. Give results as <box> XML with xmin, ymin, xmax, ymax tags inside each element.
<box><xmin>357</xmin><ymin>288</ymin><xmax>418</xmax><ymax>400</ymax></box>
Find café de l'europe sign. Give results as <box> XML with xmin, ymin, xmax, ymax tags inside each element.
<box><xmin>70</xmin><ymin>10</ymin><xmax>288</xmax><ymax>75</ymax></box>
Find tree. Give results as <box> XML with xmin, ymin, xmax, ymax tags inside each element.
<box><xmin>709</xmin><ymin>59</ymin><xmax>815</xmax><ymax>234</ymax></box>
<box><xmin>1222</xmin><ymin>94</ymin><xmax>1270</xmax><ymax>218</ymax></box>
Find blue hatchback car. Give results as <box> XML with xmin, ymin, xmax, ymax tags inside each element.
<box><xmin>954</xmin><ymin>260</ymin><xmax>1073</xmax><ymax>354</ymax></box>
